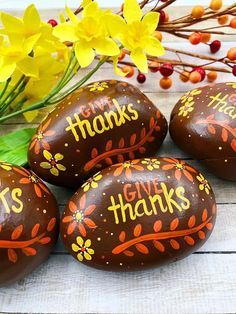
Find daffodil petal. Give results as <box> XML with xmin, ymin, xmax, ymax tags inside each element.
<box><xmin>43</xmin><ymin>150</ymin><xmax>52</xmax><ymax>161</ymax></box>
<box><xmin>130</xmin><ymin>48</ymin><xmax>148</xmax><ymax>73</ymax></box>
<box><xmin>83</xmin><ymin>1</ymin><xmax>99</xmax><ymax>18</ymax></box>
<box><xmin>113</xmin><ymin>56</ymin><xmax>126</xmax><ymax>77</ymax></box>
<box><xmin>65</xmin><ymin>5</ymin><xmax>79</xmax><ymax>25</ymax></box>
<box><xmin>76</xmin><ymin>236</ymin><xmax>84</xmax><ymax>247</ymax></box>
<box><xmin>81</xmin><ymin>0</ymin><xmax>93</xmax><ymax>7</ymax></box>
<box><xmin>124</xmin><ymin>0</ymin><xmax>142</xmax><ymax>23</ymax></box>
<box><xmin>0</xmin><ymin>62</ymin><xmax>16</xmax><ymax>82</ymax></box>
<box><xmin>94</xmin><ymin>38</ymin><xmax>119</xmax><ymax>56</ymax></box>
<box><xmin>17</xmin><ymin>56</ymin><xmax>39</xmax><ymax>78</ymax></box>
<box><xmin>24</xmin><ymin>33</ymin><xmax>41</xmax><ymax>54</ymax></box>
<box><xmin>145</xmin><ymin>37</ymin><xmax>165</xmax><ymax>56</ymax></box>
<box><xmin>23</xmin><ymin>108</ymin><xmax>39</xmax><ymax>122</ymax></box>
<box><xmin>23</xmin><ymin>4</ymin><xmax>41</xmax><ymax>33</ymax></box>
<box><xmin>0</xmin><ymin>12</ymin><xmax>24</xmax><ymax>33</ymax></box>
<box><xmin>142</xmin><ymin>12</ymin><xmax>160</xmax><ymax>33</ymax></box>
<box><xmin>74</xmin><ymin>42</ymin><xmax>94</xmax><ymax>68</ymax></box>
<box><xmin>106</xmin><ymin>14</ymin><xmax>126</xmax><ymax>39</ymax></box>
<box><xmin>53</xmin><ymin>23</ymin><xmax>78</xmax><ymax>43</ymax></box>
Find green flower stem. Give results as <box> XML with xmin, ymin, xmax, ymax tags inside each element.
<box><xmin>0</xmin><ymin>78</ymin><xmax>28</xmax><ymax>115</ymax></box>
<box><xmin>0</xmin><ymin>57</ymin><xmax>106</xmax><ymax>123</ymax></box>
<box><xmin>0</xmin><ymin>78</ymin><xmax>11</xmax><ymax>101</ymax></box>
<box><xmin>0</xmin><ymin>75</ymin><xmax>25</xmax><ymax>107</ymax></box>
<box><xmin>50</xmin><ymin>57</ymin><xmax>107</xmax><ymax>104</ymax></box>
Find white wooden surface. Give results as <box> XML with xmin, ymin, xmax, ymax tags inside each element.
<box><xmin>0</xmin><ymin>5</ymin><xmax>236</xmax><ymax>314</ymax></box>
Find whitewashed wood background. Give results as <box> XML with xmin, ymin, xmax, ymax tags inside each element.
<box><xmin>0</xmin><ymin>4</ymin><xmax>236</xmax><ymax>314</ymax></box>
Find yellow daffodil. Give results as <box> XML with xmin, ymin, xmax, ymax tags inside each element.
<box><xmin>0</xmin><ymin>34</ymin><xmax>41</xmax><ymax>82</ymax></box>
<box><xmin>53</xmin><ymin>1</ymin><xmax>120</xmax><ymax>67</ymax></box>
<box><xmin>107</xmin><ymin>0</ymin><xmax>165</xmax><ymax>73</ymax></box>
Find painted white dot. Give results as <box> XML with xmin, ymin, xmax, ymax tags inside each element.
<box><xmin>75</xmin><ymin>174</ymin><xmax>78</xmax><ymax>177</ymax></box>
<box><xmin>219</xmin><ymin>147</ymin><xmax>222</xmax><ymax>150</ymax></box>
<box><xmin>188</xmin><ymin>134</ymin><xmax>191</xmax><ymax>138</ymax></box>
<box><xmin>106</xmin><ymin>261</ymin><xmax>109</xmax><ymax>264</ymax></box>
<box><xmin>120</xmin><ymin>263</ymin><xmax>123</xmax><ymax>266</ymax></box>
<box><xmin>97</xmin><ymin>237</ymin><xmax>101</xmax><ymax>241</ymax></box>
<box><xmin>225</xmin><ymin>159</ymin><xmax>228</xmax><ymax>163</ymax></box>
<box><xmin>102</xmin><ymin>192</ymin><xmax>106</xmax><ymax>196</ymax></box>
<box><xmin>43</xmin><ymin>209</ymin><xmax>47</xmax><ymax>214</ymax></box>
<box><xmin>64</xmin><ymin>143</ymin><xmax>68</xmax><ymax>147</ymax></box>
<box><xmin>111</xmin><ymin>233</ymin><xmax>113</xmax><ymax>236</ymax></box>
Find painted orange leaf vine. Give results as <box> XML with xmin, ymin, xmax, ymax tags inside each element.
<box><xmin>196</xmin><ymin>114</ymin><xmax>236</xmax><ymax>153</ymax></box>
<box><xmin>112</xmin><ymin>205</ymin><xmax>215</xmax><ymax>256</ymax></box>
<box><xmin>84</xmin><ymin>113</ymin><xmax>161</xmax><ymax>171</ymax></box>
<box><xmin>0</xmin><ymin>218</ymin><xmax>57</xmax><ymax>263</ymax></box>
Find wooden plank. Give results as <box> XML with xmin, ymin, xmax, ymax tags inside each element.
<box><xmin>53</xmin><ymin>204</ymin><xmax>236</xmax><ymax>253</ymax></box>
<box><xmin>0</xmin><ymin>254</ymin><xmax>235</xmax><ymax>314</ymax></box>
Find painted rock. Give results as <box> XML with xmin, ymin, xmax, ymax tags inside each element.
<box><xmin>170</xmin><ymin>83</ymin><xmax>236</xmax><ymax>181</ymax></box>
<box><xmin>0</xmin><ymin>162</ymin><xmax>59</xmax><ymax>286</ymax></box>
<box><xmin>28</xmin><ymin>80</ymin><xmax>167</xmax><ymax>187</ymax></box>
<box><xmin>61</xmin><ymin>157</ymin><xmax>216</xmax><ymax>270</ymax></box>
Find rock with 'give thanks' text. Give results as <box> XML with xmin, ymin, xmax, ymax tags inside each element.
<box><xmin>28</xmin><ymin>80</ymin><xmax>167</xmax><ymax>187</ymax></box>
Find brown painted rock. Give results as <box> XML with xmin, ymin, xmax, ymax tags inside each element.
<box><xmin>28</xmin><ymin>80</ymin><xmax>167</xmax><ymax>187</ymax></box>
<box><xmin>61</xmin><ymin>157</ymin><xmax>216</xmax><ymax>271</ymax></box>
<box><xmin>170</xmin><ymin>83</ymin><xmax>236</xmax><ymax>181</ymax></box>
<box><xmin>0</xmin><ymin>162</ymin><xmax>59</xmax><ymax>286</ymax></box>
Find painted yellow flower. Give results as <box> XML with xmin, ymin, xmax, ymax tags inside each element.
<box><xmin>181</xmin><ymin>89</ymin><xmax>202</xmax><ymax>104</ymax></box>
<box><xmin>0</xmin><ymin>162</ymin><xmax>12</xmax><ymax>171</ymax></box>
<box><xmin>53</xmin><ymin>2</ymin><xmax>119</xmax><ymax>68</ymax></box>
<box><xmin>88</xmin><ymin>81</ymin><xmax>109</xmax><ymax>92</ymax></box>
<box><xmin>107</xmin><ymin>0</ymin><xmax>164</xmax><ymax>73</ymax></box>
<box><xmin>40</xmin><ymin>150</ymin><xmax>66</xmax><ymax>176</ymax></box>
<box><xmin>196</xmin><ymin>173</ymin><xmax>211</xmax><ymax>195</ymax></box>
<box><xmin>81</xmin><ymin>172</ymin><xmax>102</xmax><ymax>192</ymax></box>
<box><xmin>72</xmin><ymin>236</ymin><xmax>94</xmax><ymax>262</ymax></box>
<box><xmin>141</xmin><ymin>158</ymin><xmax>160</xmax><ymax>171</ymax></box>
<box><xmin>178</xmin><ymin>100</ymin><xmax>194</xmax><ymax>117</ymax></box>
<box><xmin>226</xmin><ymin>82</ymin><xmax>236</xmax><ymax>89</ymax></box>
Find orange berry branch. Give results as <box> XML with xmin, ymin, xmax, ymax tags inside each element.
<box><xmin>61</xmin><ymin>0</ymin><xmax>236</xmax><ymax>89</ymax></box>
<box><xmin>113</xmin><ymin>0</ymin><xmax>236</xmax><ymax>88</ymax></box>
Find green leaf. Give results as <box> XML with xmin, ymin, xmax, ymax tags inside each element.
<box><xmin>0</xmin><ymin>128</ymin><xmax>36</xmax><ymax>166</ymax></box>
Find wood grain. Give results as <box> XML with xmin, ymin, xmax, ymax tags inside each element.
<box><xmin>0</xmin><ymin>254</ymin><xmax>236</xmax><ymax>314</ymax></box>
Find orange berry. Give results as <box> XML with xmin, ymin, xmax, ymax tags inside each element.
<box><xmin>210</xmin><ymin>0</ymin><xmax>222</xmax><ymax>11</ymax></box>
<box><xmin>159</xmin><ymin>77</ymin><xmax>172</xmax><ymax>89</ymax></box>
<box><xmin>230</xmin><ymin>17</ymin><xmax>236</xmax><ymax>29</ymax></box>
<box><xmin>201</xmin><ymin>32</ymin><xmax>211</xmax><ymax>43</ymax></box>
<box><xmin>118</xmin><ymin>49</ymin><xmax>126</xmax><ymax>61</ymax></box>
<box><xmin>227</xmin><ymin>47</ymin><xmax>236</xmax><ymax>61</ymax></box>
<box><xmin>154</xmin><ymin>31</ymin><xmax>163</xmax><ymax>42</ymax></box>
<box><xmin>189</xmin><ymin>71</ymin><xmax>202</xmax><ymax>83</ymax></box>
<box><xmin>164</xmin><ymin>13</ymin><xmax>169</xmax><ymax>22</ymax></box>
<box><xmin>207</xmin><ymin>71</ymin><xmax>218</xmax><ymax>82</ymax></box>
<box><xmin>191</xmin><ymin>6</ymin><xmax>205</xmax><ymax>19</ymax></box>
<box><xmin>149</xmin><ymin>61</ymin><xmax>160</xmax><ymax>73</ymax></box>
<box><xmin>122</xmin><ymin>65</ymin><xmax>134</xmax><ymax>78</ymax></box>
<box><xmin>179</xmin><ymin>71</ymin><xmax>190</xmax><ymax>83</ymax></box>
<box><xmin>218</xmin><ymin>15</ymin><xmax>229</xmax><ymax>25</ymax></box>
<box><xmin>189</xmin><ymin>32</ymin><xmax>202</xmax><ymax>45</ymax></box>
